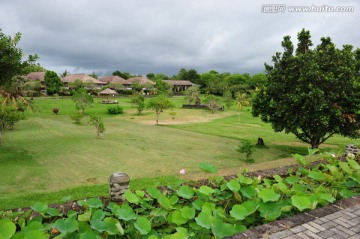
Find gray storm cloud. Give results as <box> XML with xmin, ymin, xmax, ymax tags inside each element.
<box><xmin>1</xmin><ymin>0</ymin><xmax>359</xmax><ymax>76</ymax></box>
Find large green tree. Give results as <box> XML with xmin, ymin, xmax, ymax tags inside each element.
<box><xmin>44</xmin><ymin>70</ymin><xmax>63</xmax><ymax>95</ymax></box>
<box><xmin>252</xmin><ymin>29</ymin><xmax>360</xmax><ymax>148</ymax></box>
<box><xmin>0</xmin><ymin>29</ymin><xmax>23</xmax><ymax>88</ymax></box>
<box><xmin>0</xmin><ymin>29</ymin><xmax>38</xmax><ymax>110</ymax></box>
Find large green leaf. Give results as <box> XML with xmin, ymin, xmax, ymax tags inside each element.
<box><xmin>78</xmin><ymin>211</ymin><xmax>91</xmax><ymax>222</ymax></box>
<box><xmin>348</xmin><ymin>159</ymin><xmax>360</xmax><ymax>170</ymax></box>
<box><xmin>212</xmin><ymin>218</ymin><xmax>237</xmax><ymax>238</ymax></box>
<box><xmin>103</xmin><ymin>217</ymin><xmax>124</xmax><ymax>235</ymax></box>
<box><xmin>23</xmin><ymin>230</ymin><xmax>48</xmax><ymax>239</ymax></box>
<box><xmin>123</xmin><ymin>191</ymin><xmax>140</xmax><ymax>204</ymax></box>
<box><xmin>258</xmin><ymin>188</ymin><xmax>280</xmax><ymax>203</ymax></box>
<box><xmin>170</xmin><ymin>210</ymin><xmax>188</xmax><ymax>225</ymax></box>
<box><xmin>258</xmin><ymin>202</ymin><xmax>282</xmax><ymax>221</ymax></box>
<box><xmin>146</xmin><ymin>187</ymin><xmax>162</xmax><ymax>199</ymax></box>
<box><xmin>195</xmin><ymin>207</ymin><xmax>212</xmax><ymax>229</ymax></box>
<box><xmin>339</xmin><ymin>162</ymin><xmax>353</xmax><ymax>175</ymax></box>
<box><xmin>46</xmin><ymin>207</ymin><xmax>62</xmax><ymax>217</ymax></box>
<box><xmin>31</xmin><ymin>202</ymin><xmax>48</xmax><ymax>213</ymax></box>
<box><xmin>80</xmin><ymin>231</ymin><xmax>101</xmax><ymax>239</ymax></box>
<box><xmin>87</xmin><ymin>198</ymin><xmax>103</xmax><ymax>209</ymax></box>
<box><xmin>158</xmin><ymin>195</ymin><xmax>173</xmax><ymax>209</ymax></box>
<box><xmin>115</xmin><ymin>204</ymin><xmax>136</xmax><ymax>221</ymax></box>
<box><xmin>198</xmin><ymin>186</ymin><xmax>215</xmax><ymax>196</ymax></box>
<box><xmin>230</xmin><ymin>201</ymin><xmax>258</xmax><ymax>220</ymax></box>
<box><xmin>227</xmin><ymin>179</ymin><xmax>240</xmax><ymax>192</ymax></box>
<box><xmin>0</xmin><ymin>220</ymin><xmax>16</xmax><ymax>239</ymax></box>
<box><xmin>22</xmin><ymin>221</ymin><xmax>44</xmax><ymax>232</ymax></box>
<box><xmin>291</xmin><ymin>195</ymin><xmax>312</xmax><ymax>212</ymax></box>
<box><xmin>180</xmin><ymin>207</ymin><xmax>196</xmax><ymax>220</ymax></box>
<box><xmin>170</xmin><ymin>232</ymin><xmax>189</xmax><ymax>239</ymax></box>
<box><xmin>177</xmin><ymin>186</ymin><xmax>194</xmax><ymax>199</ymax></box>
<box><xmin>240</xmin><ymin>185</ymin><xmax>256</xmax><ymax>199</ymax></box>
<box><xmin>134</xmin><ymin>217</ymin><xmax>151</xmax><ymax>235</ymax></box>
<box><xmin>54</xmin><ymin>218</ymin><xmax>79</xmax><ymax>233</ymax></box>
<box><xmin>199</xmin><ymin>162</ymin><xmax>217</xmax><ymax>173</ymax></box>
<box><xmin>307</xmin><ymin>171</ymin><xmax>325</xmax><ymax>181</ymax></box>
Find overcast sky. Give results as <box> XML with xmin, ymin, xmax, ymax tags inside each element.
<box><xmin>1</xmin><ymin>0</ymin><xmax>359</xmax><ymax>77</ymax></box>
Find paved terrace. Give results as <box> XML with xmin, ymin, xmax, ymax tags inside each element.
<box><xmin>228</xmin><ymin>195</ymin><xmax>360</xmax><ymax>239</ymax></box>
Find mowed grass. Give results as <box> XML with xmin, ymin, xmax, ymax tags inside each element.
<box><xmin>0</xmin><ymin>96</ymin><xmax>358</xmax><ymax>209</ymax></box>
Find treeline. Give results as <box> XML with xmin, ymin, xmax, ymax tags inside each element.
<box><xmin>113</xmin><ymin>68</ymin><xmax>267</xmax><ymax>96</ymax></box>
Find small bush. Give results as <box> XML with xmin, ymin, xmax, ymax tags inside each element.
<box><xmin>238</xmin><ymin>139</ymin><xmax>255</xmax><ymax>163</ymax></box>
<box><xmin>107</xmin><ymin>106</ymin><xmax>124</xmax><ymax>115</ymax></box>
<box><xmin>53</xmin><ymin>107</ymin><xmax>59</xmax><ymax>114</ymax></box>
<box><xmin>70</xmin><ymin>113</ymin><xmax>84</xmax><ymax>124</ymax></box>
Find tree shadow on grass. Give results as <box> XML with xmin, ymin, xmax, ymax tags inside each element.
<box><xmin>272</xmin><ymin>144</ymin><xmax>308</xmax><ymax>157</ymax></box>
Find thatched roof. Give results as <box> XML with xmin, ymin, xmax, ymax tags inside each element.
<box><xmin>99</xmin><ymin>88</ymin><xmax>118</xmax><ymax>95</ymax></box>
<box><xmin>98</xmin><ymin>76</ymin><xmax>127</xmax><ymax>84</ymax></box>
<box><xmin>24</xmin><ymin>72</ymin><xmax>46</xmax><ymax>82</ymax></box>
<box><xmin>164</xmin><ymin>80</ymin><xmax>195</xmax><ymax>86</ymax></box>
<box><xmin>62</xmin><ymin>74</ymin><xmax>107</xmax><ymax>84</ymax></box>
<box><xmin>127</xmin><ymin>76</ymin><xmax>155</xmax><ymax>85</ymax></box>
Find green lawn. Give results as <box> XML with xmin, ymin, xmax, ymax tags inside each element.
<box><xmin>0</xmin><ymin>96</ymin><xmax>358</xmax><ymax>210</ymax></box>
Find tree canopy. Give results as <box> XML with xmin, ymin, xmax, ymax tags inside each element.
<box><xmin>252</xmin><ymin>29</ymin><xmax>360</xmax><ymax>148</ymax></box>
<box><xmin>147</xmin><ymin>95</ymin><xmax>174</xmax><ymax>124</ymax></box>
<box><xmin>44</xmin><ymin>70</ymin><xmax>63</xmax><ymax>95</ymax></box>
<box><xmin>0</xmin><ymin>29</ymin><xmax>23</xmax><ymax>88</ymax></box>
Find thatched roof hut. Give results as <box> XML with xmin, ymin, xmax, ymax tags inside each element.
<box><xmin>127</xmin><ymin>76</ymin><xmax>155</xmax><ymax>85</ymax></box>
<box><xmin>98</xmin><ymin>76</ymin><xmax>127</xmax><ymax>84</ymax></box>
<box><xmin>62</xmin><ymin>74</ymin><xmax>107</xmax><ymax>85</ymax></box>
<box><xmin>24</xmin><ymin>72</ymin><xmax>46</xmax><ymax>82</ymax></box>
<box><xmin>99</xmin><ymin>88</ymin><xmax>118</xmax><ymax>95</ymax></box>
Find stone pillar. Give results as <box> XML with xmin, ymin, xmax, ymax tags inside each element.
<box><xmin>345</xmin><ymin>144</ymin><xmax>359</xmax><ymax>155</ymax></box>
<box><xmin>109</xmin><ymin>172</ymin><xmax>130</xmax><ymax>201</ymax></box>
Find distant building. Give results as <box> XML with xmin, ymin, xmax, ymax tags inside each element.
<box><xmin>62</xmin><ymin>73</ymin><xmax>107</xmax><ymax>89</ymax></box>
<box><xmin>163</xmin><ymin>80</ymin><xmax>195</xmax><ymax>93</ymax></box>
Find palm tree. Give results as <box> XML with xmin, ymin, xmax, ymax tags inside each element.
<box><xmin>236</xmin><ymin>92</ymin><xmax>251</xmax><ymax>111</ymax></box>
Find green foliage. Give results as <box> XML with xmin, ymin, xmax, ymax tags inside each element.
<box><xmin>89</xmin><ymin>115</ymin><xmax>105</xmax><ymax>139</ymax></box>
<box><xmin>69</xmin><ymin>79</ymin><xmax>85</xmax><ymax>90</ymax></box>
<box><xmin>70</xmin><ymin>113</ymin><xmax>84</xmax><ymax>124</ymax></box>
<box><xmin>0</xmin><ymin>29</ymin><xmax>23</xmax><ymax>88</ymax></box>
<box><xmin>155</xmin><ymin>79</ymin><xmax>172</xmax><ymax>95</ymax></box>
<box><xmin>71</xmin><ymin>88</ymin><xmax>94</xmax><ymax>114</ymax></box>
<box><xmin>44</xmin><ymin>70</ymin><xmax>63</xmax><ymax>95</ymax></box>
<box><xmin>199</xmin><ymin>162</ymin><xmax>218</xmax><ymax>173</ymax></box>
<box><xmin>169</xmin><ymin>110</ymin><xmax>177</xmax><ymax>119</ymax></box>
<box><xmin>131</xmin><ymin>94</ymin><xmax>145</xmax><ymax>115</ymax></box>
<box><xmin>112</xmin><ymin>70</ymin><xmax>132</xmax><ymax>80</ymax></box>
<box><xmin>238</xmin><ymin>140</ymin><xmax>255</xmax><ymax>162</ymax></box>
<box><xmin>204</xmin><ymin>94</ymin><xmax>220</xmax><ymax>113</ymax></box>
<box><xmin>2</xmin><ymin>156</ymin><xmax>360</xmax><ymax>238</ymax></box>
<box><xmin>147</xmin><ymin>95</ymin><xmax>174</xmax><ymax>124</ymax></box>
<box><xmin>184</xmin><ymin>85</ymin><xmax>200</xmax><ymax>105</ymax></box>
<box><xmin>252</xmin><ymin>28</ymin><xmax>360</xmax><ymax>148</ymax></box>
<box><xmin>107</xmin><ymin>105</ymin><xmax>123</xmax><ymax>115</ymax></box>
<box><xmin>0</xmin><ymin>106</ymin><xmax>24</xmax><ymax>145</ymax></box>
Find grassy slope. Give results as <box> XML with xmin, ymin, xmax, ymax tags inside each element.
<box><xmin>0</xmin><ymin>96</ymin><xmax>358</xmax><ymax>210</ymax></box>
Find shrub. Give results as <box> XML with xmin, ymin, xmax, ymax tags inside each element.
<box><xmin>70</xmin><ymin>113</ymin><xmax>83</xmax><ymax>124</ymax></box>
<box><xmin>238</xmin><ymin>139</ymin><xmax>255</xmax><ymax>163</ymax></box>
<box><xmin>107</xmin><ymin>106</ymin><xmax>124</xmax><ymax>115</ymax></box>
<box><xmin>89</xmin><ymin>115</ymin><xmax>105</xmax><ymax>139</ymax></box>
<box><xmin>53</xmin><ymin>107</ymin><xmax>59</xmax><ymax>115</ymax></box>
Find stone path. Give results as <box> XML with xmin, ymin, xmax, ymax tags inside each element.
<box><xmin>229</xmin><ymin>196</ymin><xmax>360</xmax><ymax>239</ymax></box>
<box><xmin>262</xmin><ymin>204</ymin><xmax>360</xmax><ymax>239</ymax></box>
